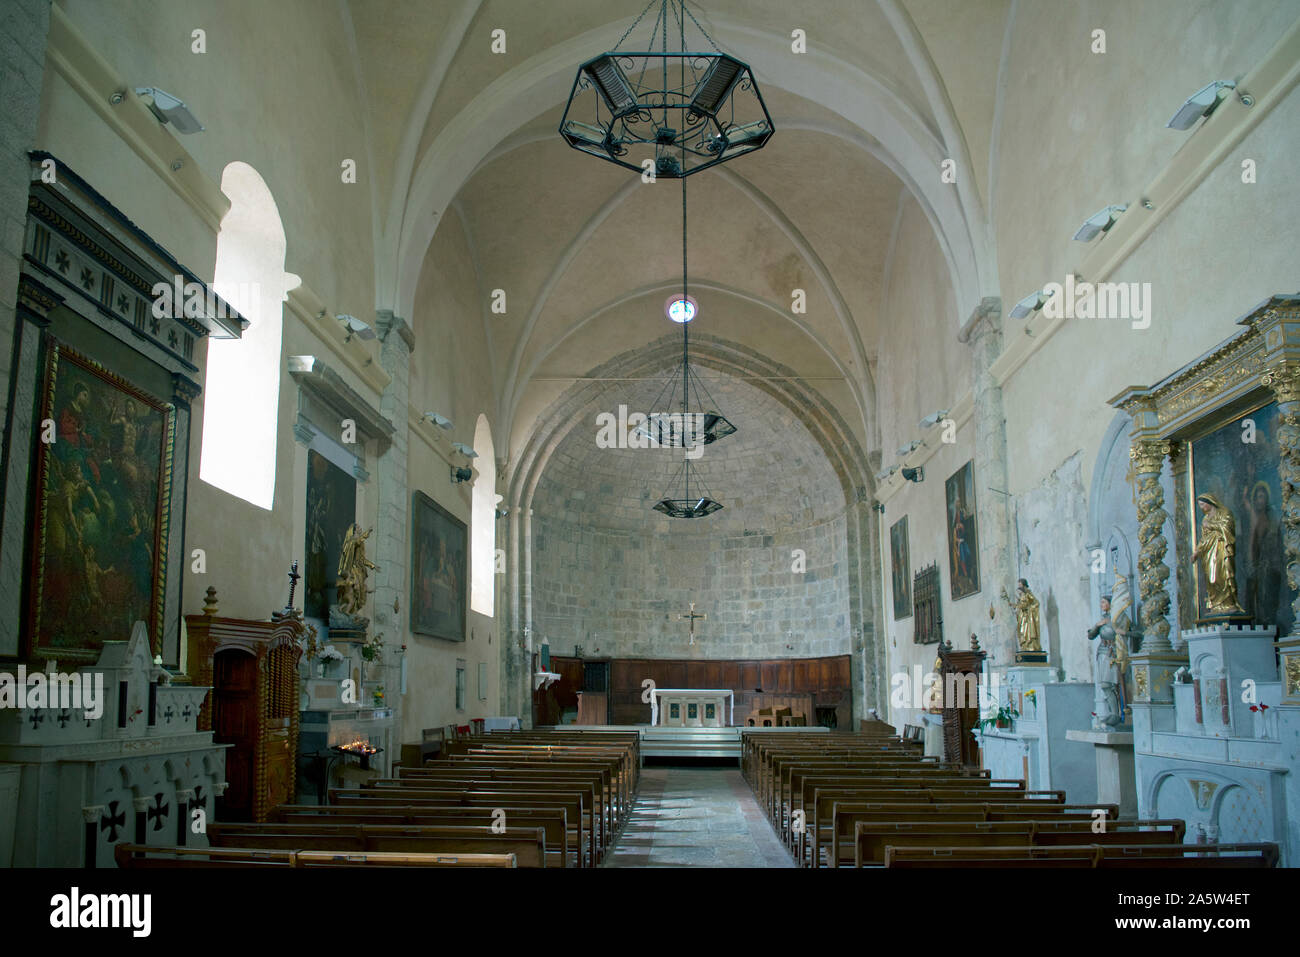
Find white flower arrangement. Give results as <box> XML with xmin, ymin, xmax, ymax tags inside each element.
<box><xmin>318</xmin><ymin>646</ymin><xmax>345</xmax><ymax>662</ymax></box>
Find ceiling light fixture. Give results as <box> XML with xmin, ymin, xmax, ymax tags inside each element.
<box><xmin>1009</xmin><ymin>289</ymin><xmax>1050</xmax><ymax>320</ymax></box>
<box><xmin>1166</xmin><ymin>80</ymin><xmax>1240</xmax><ymax>130</ymax></box>
<box><xmin>134</xmin><ymin>87</ymin><xmax>205</xmax><ymax>134</ymax></box>
<box><xmin>558</xmin><ymin>0</ymin><xmax>774</xmax><ymax>178</ymax></box>
<box><xmin>1072</xmin><ymin>204</ymin><xmax>1128</xmax><ymax>241</ymax></box>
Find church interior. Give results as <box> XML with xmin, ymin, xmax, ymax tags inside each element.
<box><xmin>1</xmin><ymin>0</ymin><xmax>1299</xmax><ymax>885</ymax></box>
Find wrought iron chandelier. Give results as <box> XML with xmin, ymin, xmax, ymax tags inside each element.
<box><xmin>558</xmin><ymin>0</ymin><xmax>774</xmax><ymax>179</ymax></box>
<box><xmin>648</xmin><ymin>176</ymin><xmax>730</xmax><ymax>519</ymax></box>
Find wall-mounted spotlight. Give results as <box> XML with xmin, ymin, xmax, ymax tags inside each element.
<box><xmin>1008</xmin><ymin>289</ymin><xmax>1050</xmax><ymax>320</ymax></box>
<box><xmin>495</xmin><ymin>506</ymin><xmax>510</xmax><ymax>519</ymax></box>
<box><xmin>873</xmin><ymin>465</ymin><xmax>899</xmax><ymax>483</ymax></box>
<box><xmin>451</xmin><ymin>441</ymin><xmax>478</xmax><ymax>458</ymax></box>
<box><xmin>919</xmin><ymin>409</ymin><xmax>950</xmax><ymax>429</ymax></box>
<box><xmin>134</xmin><ymin>87</ymin><xmax>205</xmax><ymax>134</ymax></box>
<box><xmin>337</xmin><ymin>314</ymin><xmax>375</xmax><ymax>342</ymax></box>
<box><xmin>896</xmin><ymin>439</ymin><xmax>921</xmax><ymax>458</ymax></box>
<box><xmin>423</xmin><ymin>412</ymin><xmax>454</xmax><ymax>431</ymax></box>
<box><xmin>1166</xmin><ymin>80</ymin><xmax>1247</xmax><ymax>130</ymax></box>
<box><xmin>871</xmin><ymin>501</ymin><xmax>885</xmax><ymax>514</ymax></box>
<box><xmin>451</xmin><ymin>466</ymin><xmax>473</xmax><ymax>484</ymax></box>
<box><xmin>902</xmin><ymin>466</ymin><xmax>924</xmax><ymax>483</ymax></box>
<box><xmin>1072</xmin><ymin>204</ymin><xmax>1128</xmax><ymax>241</ymax></box>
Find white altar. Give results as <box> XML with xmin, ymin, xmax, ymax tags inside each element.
<box><xmin>650</xmin><ymin>688</ymin><xmax>734</xmax><ymax>727</ymax></box>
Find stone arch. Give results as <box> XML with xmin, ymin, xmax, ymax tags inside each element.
<box><xmin>501</xmin><ymin>334</ymin><xmax>884</xmax><ymax>723</ymax></box>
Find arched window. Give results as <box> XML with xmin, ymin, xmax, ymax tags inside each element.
<box><xmin>200</xmin><ymin>162</ymin><xmax>297</xmax><ymax>509</ymax></box>
<box><xmin>470</xmin><ymin>414</ymin><xmax>497</xmax><ymax>617</ymax></box>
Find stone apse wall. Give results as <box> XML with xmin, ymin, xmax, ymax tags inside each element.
<box><xmin>530</xmin><ymin>369</ymin><xmax>853</xmax><ymax>661</ymax></box>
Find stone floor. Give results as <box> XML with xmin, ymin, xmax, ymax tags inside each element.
<box><xmin>604</xmin><ymin>765</ymin><xmax>794</xmax><ymax>867</ymax></box>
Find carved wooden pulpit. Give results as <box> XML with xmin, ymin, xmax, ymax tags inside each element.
<box><xmin>938</xmin><ymin>640</ymin><xmax>986</xmax><ymax>767</ymax></box>
<box><xmin>186</xmin><ymin>604</ymin><xmax>304</xmax><ymax>822</ymax></box>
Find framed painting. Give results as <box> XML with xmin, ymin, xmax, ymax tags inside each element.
<box><xmin>410</xmin><ymin>490</ymin><xmax>467</xmax><ymax>641</ymax></box>
<box><xmin>913</xmin><ymin>563</ymin><xmax>942</xmax><ymax>645</ymax></box>
<box><xmin>890</xmin><ymin>515</ymin><xmax>912</xmax><ymax>619</ymax></box>
<box><xmin>945</xmin><ymin>460</ymin><xmax>981</xmax><ymax>600</ymax></box>
<box><xmin>28</xmin><ymin>343</ymin><xmax>175</xmax><ymax>661</ymax></box>
<box><xmin>304</xmin><ymin>449</ymin><xmax>356</xmax><ymax>620</ymax></box>
<box><xmin>1187</xmin><ymin>400</ymin><xmax>1293</xmax><ymax>630</ymax></box>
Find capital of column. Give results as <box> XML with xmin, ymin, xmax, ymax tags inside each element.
<box><xmin>1129</xmin><ymin>439</ymin><xmax>1170</xmax><ymax>476</ymax></box>
<box><xmin>375</xmin><ymin>310</ymin><xmax>415</xmax><ymax>353</ymax></box>
<box><xmin>957</xmin><ymin>296</ymin><xmax>1003</xmax><ymax>345</ymax></box>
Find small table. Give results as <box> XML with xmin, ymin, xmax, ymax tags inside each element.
<box><xmin>650</xmin><ymin>688</ymin><xmax>734</xmax><ymax>727</ymax></box>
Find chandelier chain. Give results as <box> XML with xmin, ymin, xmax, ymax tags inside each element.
<box><xmin>612</xmin><ymin>0</ymin><xmax>661</xmax><ymax>51</ymax></box>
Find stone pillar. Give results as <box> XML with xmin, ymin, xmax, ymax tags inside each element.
<box><xmin>371</xmin><ymin>310</ymin><xmax>413</xmax><ymax>759</ymax></box>
<box><xmin>0</xmin><ymin>0</ymin><xmax>51</xmax><ymax>653</ymax></box>
<box><xmin>961</xmin><ymin>298</ymin><xmax>1016</xmax><ymax>667</ymax></box>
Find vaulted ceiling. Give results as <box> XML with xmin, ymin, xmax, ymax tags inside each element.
<box><xmin>344</xmin><ymin>0</ymin><xmax>1011</xmax><ymax>461</ymax></box>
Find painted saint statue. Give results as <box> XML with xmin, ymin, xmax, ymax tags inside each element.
<box><xmin>1001</xmin><ymin>579</ymin><xmax>1042</xmax><ymax>653</ymax></box>
<box><xmin>336</xmin><ymin>523</ymin><xmax>378</xmax><ymax>617</ymax></box>
<box><xmin>1192</xmin><ymin>493</ymin><xmax>1247</xmax><ymax>617</ymax></box>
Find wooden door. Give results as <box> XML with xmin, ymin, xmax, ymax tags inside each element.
<box><xmin>212</xmin><ymin>648</ymin><xmax>258</xmax><ymax>822</ymax></box>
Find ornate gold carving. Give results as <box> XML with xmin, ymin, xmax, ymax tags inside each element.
<box><xmin>1285</xmin><ymin>655</ymin><xmax>1300</xmax><ymax>697</ymax></box>
<box><xmin>1188</xmin><ymin>779</ymin><xmax>1219</xmax><ymax>811</ymax></box>
<box><xmin>1131</xmin><ymin>442</ymin><xmax>1173</xmax><ymax>649</ymax></box>
<box><xmin>1158</xmin><ymin>352</ymin><xmax>1266</xmax><ymax>424</ymax></box>
<box><xmin>1134</xmin><ymin>665</ymin><xmax>1149</xmax><ymax>699</ymax></box>
<box><xmin>1262</xmin><ymin>363</ymin><xmax>1300</xmax><ymax>404</ymax></box>
<box><xmin>1129</xmin><ymin>440</ymin><xmax>1170</xmax><ymax>475</ymax></box>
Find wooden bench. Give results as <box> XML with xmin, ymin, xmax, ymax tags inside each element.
<box><xmin>883</xmin><ymin>842</ymin><xmax>1280</xmax><ymax>868</ymax></box>
<box><xmin>272</xmin><ymin>804</ymin><xmax>574</xmax><ymax>867</ymax></box>
<box><xmin>209</xmin><ymin>821</ymin><xmax>550</xmax><ymax>867</ymax></box>
<box><xmin>115</xmin><ymin>844</ymin><xmax>517</xmax><ymax>867</ymax></box>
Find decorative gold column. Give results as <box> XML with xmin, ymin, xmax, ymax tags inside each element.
<box><xmin>1262</xmin><ymin>359</ymin><xmax>1300</xmax><ymax>703</ymax></box>
<box><xmin>1130</xmin><ymin>437</ymin><xmax>1173</xmax><ymax>654</ymax></box>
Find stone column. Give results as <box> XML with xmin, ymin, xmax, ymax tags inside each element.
<box><xmin>0</xmin><ymin>0</ymin><xmax>51</xmax><ymax>653</ymax></box>
<box><xmin>371</xmin><ymin>310</ymin><xmax>413</xmax><ymax>764</ymax></box>
<box><xmin>960</xmin><ymin>298</ymin><xmax>1016</xmax><ymax>667</ymax></box>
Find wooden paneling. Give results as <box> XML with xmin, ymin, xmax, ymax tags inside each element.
<box><xmin>541</xmin><ymin>654</ymin><xmax>852</xmax><ymax>727</ymax></box>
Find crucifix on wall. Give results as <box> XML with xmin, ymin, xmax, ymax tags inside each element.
<box><xmin>678</xmin><ymin>601</ymin><xmax>706</xmax><ymax>645</ymax></box>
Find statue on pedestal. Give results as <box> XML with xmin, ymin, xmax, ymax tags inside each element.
<box><xmin>1087</xmin><ymin>594</ymin><xmax>1123</xmax><ymax>729</ymax></box>
<box><xmin>1192</xmin><ymin>493</ymin><xmax>1247</xmax><ymax>618</ymax></box>
<box><xmin>1002</xmin><ymin>579</ymin><xmax>1044</xmax><ymax>661</ymax></box>
<box><xmin>335</xmin><ymin>524</ymin><xmax>378</xmax><ymax>619</ymax></box>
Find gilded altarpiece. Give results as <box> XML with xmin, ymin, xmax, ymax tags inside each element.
<box><xmin>1111</xmin><ymin>295</ymin><xmax>1300</xmax><ymax>863</ymax></box>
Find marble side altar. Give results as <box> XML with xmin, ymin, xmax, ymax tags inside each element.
<box><xmin>973</xmin><ymin>665</ymin><xmax>1097</xmax><ymax>798</ymax></box>
<box><xmin>0</xmin><ymin>623</ymin><xmax>227</xmax><ymax>866</ymax></box>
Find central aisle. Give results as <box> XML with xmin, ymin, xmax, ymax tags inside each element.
<box><xmin>605</xmin><ymin>766</ymin><xmax>794</xmax><ymax>867</ymax></box>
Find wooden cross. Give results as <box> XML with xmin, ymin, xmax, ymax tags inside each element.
<box><xmin>678</xmin><ymin>602</ymin><xmax>707</xmax><ymax>645</ymax></box>
<box><xmin>285</xmin><ymin>560</ymin><xmax>301</xmax><ymax>610</ymax></box>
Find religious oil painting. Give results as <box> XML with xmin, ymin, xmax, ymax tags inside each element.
<box><xmin>411</xmin><ymin>490</ymin><xmax>467</xmax><ymax>641</ymax></box>
<box><xmin>1188</xmin><ymin>400</ymin><xmax>1294</xmax><ymax>630</ymax></box>
<box><xmin>890</xmin><ymin>515</ymin><xmax>912</xmax><ymax>619</ymax></box>
<box><xmin>29</xmin><ymin>344</ymin><xmax>174</xmax><ymax>661</ymax></box>
<box><xmin>945</xmin><ymin>460</ymin><xmax>981</xmax><ymax>600</ymax></box>
<box><xmin>304</xmin><ymin>449</ymin><xmax>356</xmax><ymax>620</ymax></box>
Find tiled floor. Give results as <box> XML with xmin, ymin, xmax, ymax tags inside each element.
<box><xmin>605</xmin><ymin>766</ymin><xmax>794</xmax><ymax>867</ymax></box>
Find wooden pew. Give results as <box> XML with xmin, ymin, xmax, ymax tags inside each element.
<box><xmin>115</xmin><ymin>844</ymin><xmax>517</xmax><ymax>867</ymax></box>
<box><xmin>272</xmin><ymin>804</ymin><xmax>573</xmax><ymax>867</ymax></box>
<box><xmin>329</xmin><ymin>787</ymin><xmax>598</xmax><ymax>867</ymax></box>
<box><xmin>883</xmin><ymin>843</ymin><xmax>1280</xmax><ymax>868</ymax></box>
<box><xmin>208</xmin><ymin>822</ymin><xmax>550</xmax><ymax>867</ymax></box>
<box><xmin>852</xmin><ymin>819</ymin><xmax>1186</xmax><ymax>867</ymax></box>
